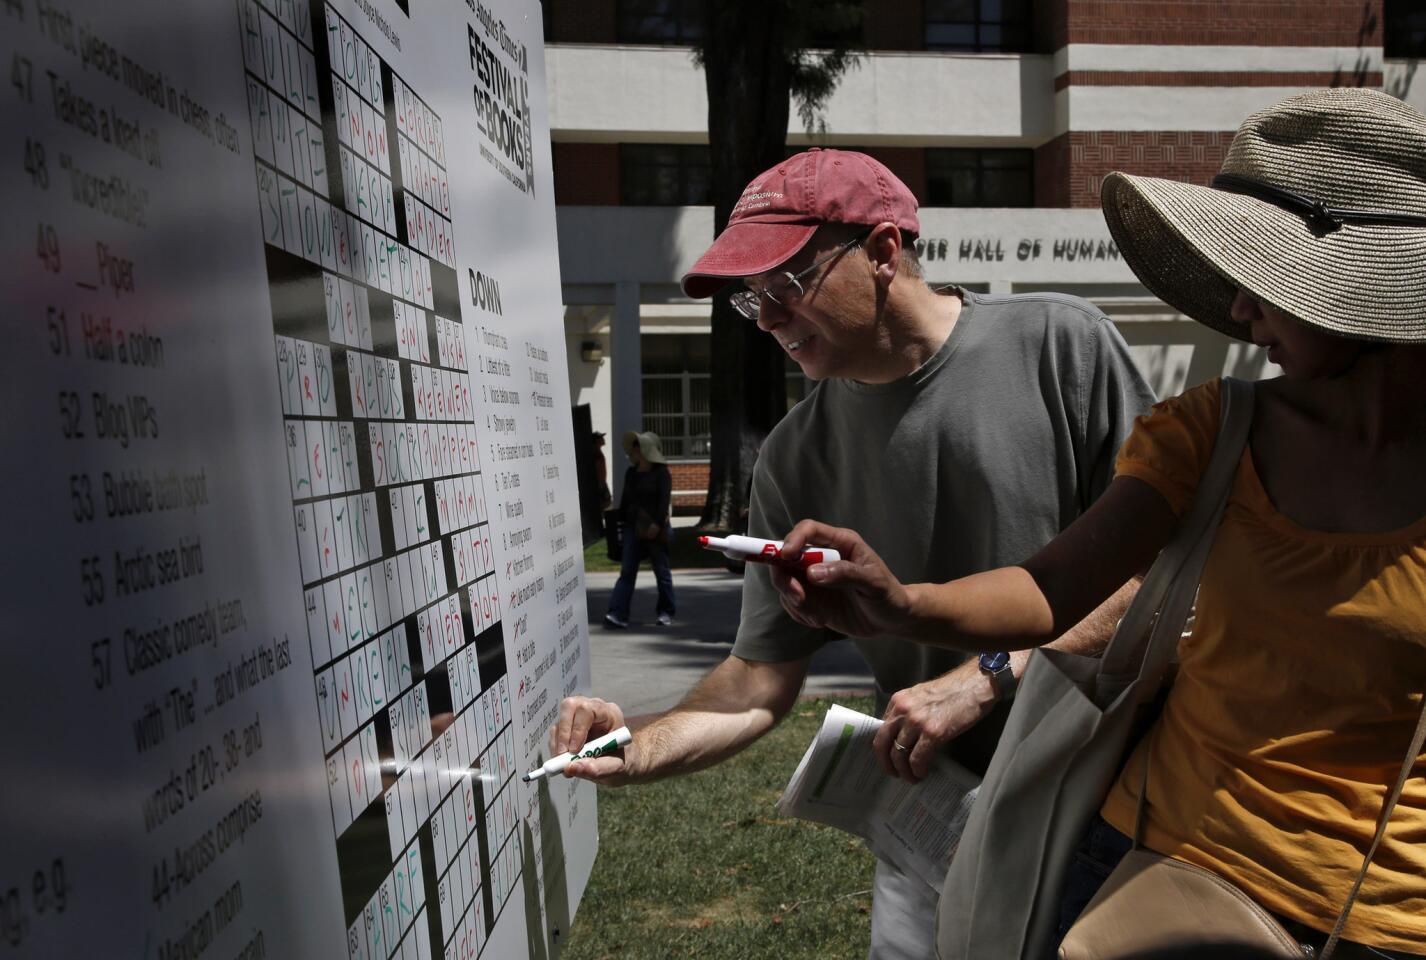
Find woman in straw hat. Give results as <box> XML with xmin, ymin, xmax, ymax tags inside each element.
<box><xmin>605</xmin><ymin>430</ymin><xmax>677</xmax><ymax>628</ymax></box>
<box><xmin>767</xmin><ymin>88</ymin><xmax>1426</xmax><ymax>956</ymax></box>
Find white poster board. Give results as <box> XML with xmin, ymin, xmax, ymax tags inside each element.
<box><xmin>0</xmin><ymin>0</ymin><xmax>595</xmax><ymax>955</ymax></box>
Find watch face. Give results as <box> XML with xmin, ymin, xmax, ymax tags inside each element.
<box><xmin>980</xmin><ymin>651</ymin><xmax>1010</xmax><ymax>673</ymax></box>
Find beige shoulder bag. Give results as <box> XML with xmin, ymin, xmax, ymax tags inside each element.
<box><xmin>1060</xmin><ymin>700</ymin><xmax>1426</xmax><ymax>959</ymax></box>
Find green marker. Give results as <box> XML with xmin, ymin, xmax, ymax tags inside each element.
<box><xmin>523</xmin><ymin>726</ymin><xmax>632</xmax><ymax>781</ymax></box>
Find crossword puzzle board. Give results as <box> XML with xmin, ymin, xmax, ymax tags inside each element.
<box><xmin>1</xmin><ymin>0</ymin><xmax>594</xmax><ymax>956</ymax></box>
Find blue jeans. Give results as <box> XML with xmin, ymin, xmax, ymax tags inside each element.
<box><xmin>1055</xmin><ymin>816</ymin><xmax>1423</xmax><ymax>959</ymax></box>
<box><xmin>1055</xmin><ymin>815</ymin><xmax>1136</xmax><ymax>946</ymax></box>
<box><xmin>607</xmin><ymin>526</ymin><xmax>675</xmax><ymax>620</ymax></box>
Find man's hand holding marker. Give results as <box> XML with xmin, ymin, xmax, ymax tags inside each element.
<box><xmin>525</xmin><ymin>726</ymin><xmax>633</xmax><ymax>782</ymax></box>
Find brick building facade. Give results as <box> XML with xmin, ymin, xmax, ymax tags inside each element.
<box><xmin>547</xmin><ymin>1</ymin><xmax>1405</xmax><ymax>512</ymax></box>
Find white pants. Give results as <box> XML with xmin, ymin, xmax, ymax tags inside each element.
<box><xmin>868</xmin><ymin>859</ymin><xmax>938</xmax><ymax>960</ymax></box>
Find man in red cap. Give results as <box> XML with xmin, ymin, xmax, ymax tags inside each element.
<box><xmin>553</xmin><ymin>149</ymin><xmax>1155</xmax><ymax>957</ymax></box>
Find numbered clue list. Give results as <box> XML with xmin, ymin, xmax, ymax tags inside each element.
<box><xmin>239</xmin><ymin>2</ymin><xmax>524</xmax><ymax>958</ymax></box>
<box><xmin>2</xmin><ymin>0</ymin><xmax>285</xmax><ymax>956</ymax></box>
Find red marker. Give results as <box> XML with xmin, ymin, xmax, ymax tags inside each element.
<box><xmin>698</xmin><ymin>535</ymin><xmax>841</xmax><ymax>567</ymax></box>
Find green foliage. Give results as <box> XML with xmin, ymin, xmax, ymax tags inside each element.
<box><xmin>562</xmin><ymin>697</ymin><xmax>879</xmax><ymax>959</ymax></box>
<box><xmin>691</xmin><ymin>0</ymin><xmax>864</xmax><ymax>136</ymax></box>
<box><xmin>786</xmin><ymin>2</ymin><xmax>864</xmax><ymax>134</ymax></box>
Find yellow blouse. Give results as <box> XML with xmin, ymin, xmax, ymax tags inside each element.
<box><xmin>1101</xmin><ymin>378</ymin><xmax>1426</xmax><ymax>952</ymax></box>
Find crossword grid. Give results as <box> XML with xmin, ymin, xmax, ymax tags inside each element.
<box><xmin>236</xmin><ymin>1</ymin><xmax>522</xmax><ymax>956</ymax></box>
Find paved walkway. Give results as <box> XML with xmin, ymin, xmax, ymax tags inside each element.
<box><xmin>582</xmin><ymin>568</ymin><xmax>875</xmax><ymax>715</ymax></box>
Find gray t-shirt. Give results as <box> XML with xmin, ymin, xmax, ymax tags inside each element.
<box><xmin>734</xmin><ymin>288</ymin><xmax>1156</xmax><ymax>720</ymax></box>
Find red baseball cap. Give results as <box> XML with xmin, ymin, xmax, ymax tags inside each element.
<box><xmin>680</xmin><ymin>148</ymin><xmax>920</xmax><ymax>299</ymax></box>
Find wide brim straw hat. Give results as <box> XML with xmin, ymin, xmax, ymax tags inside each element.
<box><xmin>1101</xmin><ymin>88</ymin><xmax>1426</xmax><ymax>345</ymax></box>
<box><xmin>622</xmin><ymin>430</ymin><xmax>668</xmax><ymax>465</ymax></box>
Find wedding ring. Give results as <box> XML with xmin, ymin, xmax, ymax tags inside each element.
<box><xmin>893</xmin><ymin>740</ymin><xmax>910</xmax><ymax>752</ymax></box>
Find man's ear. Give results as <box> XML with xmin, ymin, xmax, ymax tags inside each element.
<box><xmin>866</xmin><ymin>222</ymin><xmax>902</xmax><ymax>286</ymax></box>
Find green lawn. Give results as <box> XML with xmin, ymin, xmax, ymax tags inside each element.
<box><xmin>562</xmin><ymin>696</ymin><xmax>879</xmax><ymax>960</ymax></box>
<box><xmin>582</xmin><ymin>530</ymin><xmax>741</xmax><ymax>574</ymax></box>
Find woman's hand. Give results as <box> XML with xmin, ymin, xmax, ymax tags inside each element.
<box><xmin>769</xmin><ymin>520</ymin><xmax>917</xmax><ymax>639</ymax></box>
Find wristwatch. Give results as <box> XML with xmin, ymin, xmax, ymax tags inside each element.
<box><xmin>978</xmin><ymin>651</ymin><xmax>1017</xmax><ymax>702</ymax></box>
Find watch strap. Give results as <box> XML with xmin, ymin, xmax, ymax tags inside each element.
<box><xmin>991</xmin><ymin>659</ymin><xmax>1017</xmax><ymax>701</ymax></box>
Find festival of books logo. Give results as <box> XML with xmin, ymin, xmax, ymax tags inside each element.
<box><xmin>469</xmin><ymin>3</ymin><xmax>535</xmax><ymax>199</ymax></box>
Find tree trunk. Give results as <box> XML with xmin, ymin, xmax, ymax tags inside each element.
<box><xmin>698</xmin><ymin>2</ymin><xmax>793</xmax><ymax>531</ymax></box>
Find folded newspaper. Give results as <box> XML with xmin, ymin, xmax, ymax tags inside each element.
<box><xmin>778</xmin><ymin>704</ymin><xmax>982</xmax><ymax>893</ymax></box>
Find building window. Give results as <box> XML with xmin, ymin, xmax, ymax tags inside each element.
<box><xmin>617</xmin><ymin>0</ymin><xmax>704</xmax><ymax>45</ymax></box>
<box><xmin>619</xmin><ymin>144</ymin><xmax>712</xmax><ymax>205</ymax></box>
<box><xmin>924</xmin><ymin>148</ymin><xmax>1033</xmax><ymax>207</ymax></box>
<box><xmin>1385</xmin><ymin>0</ymin><xmax>1426</xmax><ymax>57</ymax></box>
<box><xmin>924</xmin><ymin>0</ymin><xmax>1031</xmax><ymax>52</ymax></box>
<box><xmin>642</xmin><ymin>336</ymin><xmax>811</xmax><ymax>460</ymax></box>
<box><xmin>642</xmin><ymin>334</ymin><xmax>710</xmax><ymax>459</ymax></box>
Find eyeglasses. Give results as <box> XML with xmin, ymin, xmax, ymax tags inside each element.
<box><xmin>728</xmin><ymin>229</ymin><xmax>870</xmax><ymax>320</ymax></box>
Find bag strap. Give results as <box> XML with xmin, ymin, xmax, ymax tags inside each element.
<box><xmin>1100</xmin><ymin>378</ymin><xmax>1256</xmax><ymax>685</ymax></box>
<box><xmin>1320</xmin><ymin>696</ymin><xmax>1426</xmax><ymax>959</ymax></box>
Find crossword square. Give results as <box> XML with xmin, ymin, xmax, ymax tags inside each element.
<box><xmin>323</xmin><ymin>576</ymin><xmax>346</xmax><ymax>656</ymax></box>
<box><xmin>306</xmin><ymin>587</ymin><xmax>330</xmax><ymax>665</ymax></box>
<box><xmin>316</xmin><ymin>668</ymin><xmax>340</xmax><ymax>750</ymax></box>
<box><xmin>328</xmin><ymin>753</ymin><xmax>353</xmax><ymax>836</ymax></box>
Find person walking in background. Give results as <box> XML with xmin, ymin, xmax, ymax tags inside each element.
<box><xmin>592</xmin><ymin>431</ymin><xmax>612</xmax><ymax>511</ymax></box>
<box><xmin>605</xmin><ymin>430</ymin><xmax>676</xmax><ymax>628</ymax></box>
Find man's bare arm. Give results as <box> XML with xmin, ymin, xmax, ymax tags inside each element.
<box><xmin>1007</xmin><ymin>573</ymin><xmax>1139</xmax><ymax>676</ymax></box>
<box><xmin>553</xmin><ymin>653</ymin><xmax>810</xmax><ymax>786</ymax></box>
<box><xmin>878</xmin><ymin>576</ymin><xmax>1140</xmax><ymax>782</ymax></box>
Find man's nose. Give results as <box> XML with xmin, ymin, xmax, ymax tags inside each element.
<box><xmin>756</xmin><ymin>296</ymin><xmax>788</xmax><ymax>332</ymax></box>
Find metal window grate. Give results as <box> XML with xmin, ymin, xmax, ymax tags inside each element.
<box><xmin>641</xmin><ymin>334</ymin><xmax>711</xmax><ymax>460</ymax></box>
<box><xmin>619</xmin><ymin>144</ymin><xmax>712</xmax><ymax>206</ymax></box>
<box><xmin>925</xmin><ymin>148</ymin><xmax>1033</xmax><ymax>207</ymax></box>
<box><xmin>924</xmin><ymin>0</ymin><xmax>1031</xmax><ymax>52</ymax></box>
<box><xmin>616</xmin><ymin>0</ymin><xmax>705</xmax><ymax>45</ymax></box>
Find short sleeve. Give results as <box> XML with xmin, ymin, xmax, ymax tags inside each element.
<box><xmin>1114</xmin><ymin>379</ymin><xmax>1223</xmax><ymax>518</ymax></box>
<box><xmin>1078</xmin><ymin>315</ymin><xmax>1159</xmax><ymax>506</ymax></box>
<box><xmin>731</xmin><ymin>451</ymin><xmax>827</xmax><ymax>663</ymax></box>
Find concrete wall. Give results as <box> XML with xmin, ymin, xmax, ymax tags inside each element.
<box><xmin>546</xmin><ymin>45</ymin><xmax>1055</xmax><ymax>144</ymax></box>
<box><xmin>554</xmin><ymin>205</ymin><xmax>1142</xmax><ymax>287</ymax></box>
<box><xmin>1387</xmin><ymin>59</ymin><xmax>1426</xmax><ymax>114</ymax></box>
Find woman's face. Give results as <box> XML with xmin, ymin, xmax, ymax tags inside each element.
<box><xmin>1231</xmin><ymin>289</ymin><xmax>1364</xmax><ymax>380</ymax></box>
<box><xmin>629</xmin><ymin>444</ymin><xmax>643</xmax><ymax>466</ymax></box>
